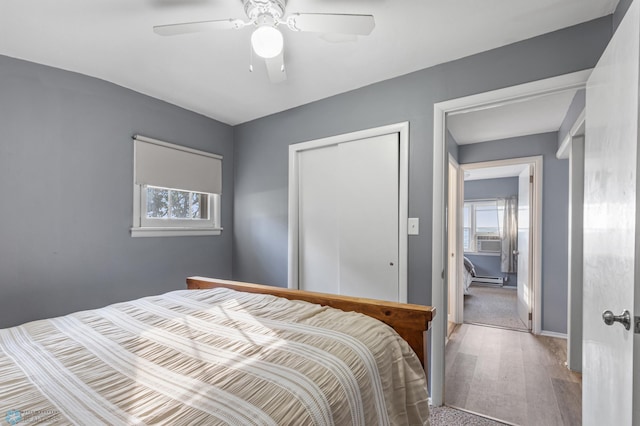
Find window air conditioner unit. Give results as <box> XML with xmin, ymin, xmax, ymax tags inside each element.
<box><xmin>476</xmin><ymin>235</ymin><xmax>501</xmax><ymax>253</ymax></box>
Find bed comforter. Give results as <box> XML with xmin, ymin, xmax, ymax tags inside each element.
<box><xmin>0</xmin><ymin>288</ymin><xmax>430</xmax><ymax>425</ymax></box>
<box><xmin>462</xmin><ymin>257</ymin><xmax>477</xmax><ymax>294</ymax></box>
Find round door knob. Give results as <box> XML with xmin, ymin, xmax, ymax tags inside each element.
<box><xmin>602</xmin><ymin>309</ymin><xmax>631</xmax><ymax>330</ymax></box>
<box><xmin>602</xmin><ymin>310</ymin><xmax>615</xmax><ymax>325</ymax></box>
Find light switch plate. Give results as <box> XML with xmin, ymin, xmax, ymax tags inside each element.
<box><xmin>408</xmin><ymin>218</ymin><xmax>419</xmax><ymax>235</ymax></box>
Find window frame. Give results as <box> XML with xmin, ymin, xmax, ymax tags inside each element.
<box><xmin>131</xmin><ymin>135</ymin><xmax>223</xmax><ymax>238</ymax></box>
<box><xmin>463</xmin><ymin>199</ymin><xmax>502</xmax><ymax>255</ymax></box>
<box><xmin>132</xmin><ymin>186</ymin><xmax>221</xmax><ymax>237</ymax></box>
<box><xmin>140</xmin><ymin>185</ymin><xmax>220</xmax><ymax>227</ymax></box>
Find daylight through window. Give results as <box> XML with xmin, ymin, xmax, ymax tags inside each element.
<box><xmin>463</xmin><ymin>200</ymin><xmax>503</xmax><ymax>253</ymax></box>
<box><xmin>145</xmin><ymin>187</ymin><xmax>209</xmax><ymax>220</ymax></box>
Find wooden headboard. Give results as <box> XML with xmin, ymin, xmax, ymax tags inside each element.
<box><xmin>187</xmin><ymin>276</ymin><xmax>435</xmax><ymax>369</ymax></box>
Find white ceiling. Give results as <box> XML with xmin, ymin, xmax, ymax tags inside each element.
<box><xmin>447</xmin><ymin>89</ymin><xmax>580</xmax><ymax>145</ymax></box>
<box><xmin>0</xmin><ymin>0</ymin><xmax>618</xmax><ymax>125</ymax></box>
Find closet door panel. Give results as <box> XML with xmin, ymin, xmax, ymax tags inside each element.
<box><xmin>338</xmin><ymin>133</ymin><xmax>399</xmax><ymax>301</ymax></box>
<box><xmin>298</xmin><ymin>145</ymin><xmax>340</xmax><ymax>295</ymax></box>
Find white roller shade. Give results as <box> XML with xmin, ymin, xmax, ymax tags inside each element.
<box><xmin>134</xmin><ymin>135</ymin><xmax>222</xmax><ymax>194</ymax></box>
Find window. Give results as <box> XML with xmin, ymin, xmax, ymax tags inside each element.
<box><xmin>131</xmin><ymin>135</ymin><xmax>222</xmax><ymax>237</ymax></box>
<box><xmin>142</xmin><ymin>186</ymin><xmax>219</xmax><ymax>228</ymax></box>
<box><xmin>463</xmin><ymin>200</ymin><xmax>503</xmax><ymax>254</ymax></box>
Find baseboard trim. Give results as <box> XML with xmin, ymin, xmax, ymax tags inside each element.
<box><xmin>540</xmin><ymin>330</ymin><xmax>567</xmax><ymax>339</ymax></box>
<box><xmin>464</xmin><ymin>321</ymin><xmax>529</xmax><ymax>333</ymax></box>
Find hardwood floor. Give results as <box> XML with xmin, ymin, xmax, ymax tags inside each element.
<box><xmin>445</xmin><ymin>324</ymin><xmax>582</xmax><ymax>426</ymax></box>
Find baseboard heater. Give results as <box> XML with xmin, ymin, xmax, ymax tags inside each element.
<box><xmin>471</xmin><ymin>276</ymin><xmax>504</xmax><ymax>286</ymax></box>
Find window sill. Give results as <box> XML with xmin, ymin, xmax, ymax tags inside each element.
<box><xmin>130</xmin><ymin>227</ymin><xmax>222</xmax><ymax>238</ymax></box>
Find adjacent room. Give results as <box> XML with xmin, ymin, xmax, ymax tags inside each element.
<box><xmin>0</xmin><ymin>0</ymin><xmax>637</xmax><ymax>424</ymax></box>
<box><xmin>443</xmin><ymin>86</ymin><xmax>585</xmax><ymax>424</ymax></box>
<box><xmin>462</xmin><ymin>174</ymin><xmax>523</xmax><ymax>331</ymax></box>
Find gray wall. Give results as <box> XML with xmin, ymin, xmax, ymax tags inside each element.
<box><xmin>558</xmin><ymin>89</ymin><xmax>586</xmax><ymax>148</ymax></box>
<box><xmin>0</xmin><ymin>55</ymin><xmax>234</xmax><ymax>328</ymax></box>
<box><xmin>464</xmin><ymin>177</ymin><xmax>518</xmax><ymax>286</ymax></box>
<box><xmin>232</xmin><ymin>17</ymin><xmax>611</xmax><ymax>314</ymax></box>
<box><xmin>614</xmin><ymin>0</ymin><xmax>633</xmax><ymax>32</ymax></box>
<box><xmin>464</xmin><ymin>177</ymin><xmax>518</xmax><ymax>200</ymax></box>
<box><xmin>459</xmin><ymin>132</ymin><xmax>569</xmax><ymax>334</ymax></box>
<box><xmin>446</xmin><ymin>130</ymin><xmax>459</xmax><ymax>162</ymax></box>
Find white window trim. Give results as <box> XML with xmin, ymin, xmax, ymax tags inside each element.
<box><xmin>463</xmin><ymin>199</ymin><xmax>502</xmax><ymax>255</ymax></box>
<box><xmin>130</xmin><ymin>135</ymin><xmax>223</xmax><ymax>237</ymax></box>
<box><xmin>140</xmin><ymin>187</ymin><xmax>218</xmax><ymax>228</ymax></box>
<box><xmin>131</xmin><ymin>187</ymin><xmax>222</xmax><ymax>237</ymax></box>
<box><xmin>131</xmin><ymin>227</ymin><xmax>222</xmax><ymax>238</ymax></box>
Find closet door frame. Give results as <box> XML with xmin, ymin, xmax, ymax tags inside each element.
<box><xmin>288</xmin><ymin>122</ymin><xmax>409</xmax><ymax>303</ymax></box>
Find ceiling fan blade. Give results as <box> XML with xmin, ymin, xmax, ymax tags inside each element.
<box><xmin>153</xmin><ymin>19</ymin><xmax>244</xmax><ymax>36</ymax></box>
<box><xmin>286</xmin><ymin>13</ymin><xmax>375</xmax><ymax>35</ymax></box>
<box><xmin>265</xmin><ymin>52</ymin><xmax>287</xmax><ymax>84</ymax></box>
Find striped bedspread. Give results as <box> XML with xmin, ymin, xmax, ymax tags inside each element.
<box><xmin>0</xmin><ymin>288</ymin><xmax>430</xmax><ymax>425</ymax></box>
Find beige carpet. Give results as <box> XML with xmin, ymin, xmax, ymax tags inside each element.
<box><xmin>464</xmin><ymin>285</ymin><xmax>528</xmax><ymax>330</ymax></box>
<box><xmin>430</xmin><ymin>405</ymin><xmax>508</xmax><ymax>425</ymax></box>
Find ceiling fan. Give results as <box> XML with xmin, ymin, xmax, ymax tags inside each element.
<box><xmin>153</xmin><ymin>0</ymin><xmax>375</xmax><ymax>83</ymax></box>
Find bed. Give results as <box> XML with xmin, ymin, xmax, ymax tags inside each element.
<box><xmin>0</xmin><ymin>276</ymin><xmax>434</xmax><ymax>425</ymax></box>
<box><xmin>463</xmin><ymin>256</ymin><xmax>476</xmax><ymax>294</ymax></box>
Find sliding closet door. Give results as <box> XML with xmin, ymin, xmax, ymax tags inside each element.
<box><xmin>297</xmin><ymin>133</ymin><xmax>400</xmax><ymax>302</ymax></box>
<box><xmin>297</xmin><ymin>145</ymin><xmax>340</xmax><ymax>295</ymax></box>
<box><xmin>338</xmin><ymin>134</ymin><xmax>399</xmax><ymax>300</ymax></box>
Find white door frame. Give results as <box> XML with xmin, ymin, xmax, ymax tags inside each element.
<box><xmin>566</xmin><ymin>134</ymin><xmax>585</xmax><ymax>372</ymax></box>
<box><xmin>557</xmin><ymin>109</ymin><xmax>586</xmax><ymax>372</ymax></box>
<box><xmin>447</xmin><ymin>154</ymin><xmax>464</xmax><ymax>325</ymax></box>
<box><xmin>430</xmin><ymin>69</ymin><xmax>591</xmax><ymax>406</ymax></box>
<box><xmin>288</xmin><ymin>122</ymin><xmax>410</xmax><ymax>302</ymax></box>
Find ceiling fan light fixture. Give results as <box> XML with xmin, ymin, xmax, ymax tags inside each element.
<box><xmin>251</xmin><ymin>25</ymin><xmax>283</xmax><ymax>59</ymax></box>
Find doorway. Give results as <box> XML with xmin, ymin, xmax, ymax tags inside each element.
<box><xmin>454</xmin><ymin>157</ymin><xmax>542</xmax><ymax>333</ymax></box>
<box><xmin>443</xmin><ymin>130</ymin><xmax>575</xmax><ymax>425</ymax></box>
<box><xmin>288</xmin><ymin>122</ymin><xmax>409</xmax><ymax>302</ymax></box>
<box><xmin>430</xmin><ymin>70</ymin><xmax>591</xmax><ymax>406</ymax></box>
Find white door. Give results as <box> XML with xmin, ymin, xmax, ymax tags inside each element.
<box><xmin>298</xmin><ymin>133</ymin><xmax>400</xmax><ymax>301</ymax></box>
<box><xmin>517</xmin><ymin>165</ymin><xmax>531</xmax><ymax>329</ymax></box>
<box><xmin>583</xmin><ymin>0</ymin><xmax>639</xmax><ymax>423</ymax></box>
